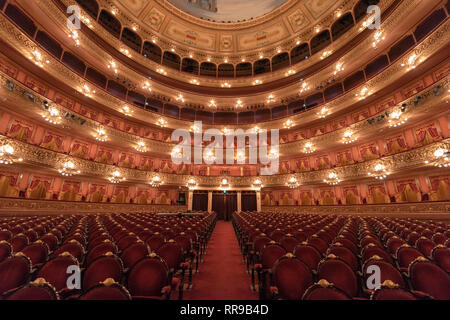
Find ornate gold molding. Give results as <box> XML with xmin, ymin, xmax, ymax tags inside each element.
<box><xmin>262</xmin><ymin>201</ymin><xmax>450</xmax><ymax>219</ymax></box>
<box><xmin>0</xmin><ymin>197</ymin><xmax>186</xmax><ymax>214</ymax></box>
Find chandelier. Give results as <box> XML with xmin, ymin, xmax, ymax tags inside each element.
<box><xmin>156</xmin><ymin>118</ymin><xmax>167</xmax><ymax>127</ymax></box>
<box><xmin>355</xmin><ymin>87</ymin><xmax>370</xmax><ymax>100</ymax></box>
<box><xmin>342</xmin><ymin>129</ymin><xmax>357</xmax><ymax>144</ymax></box>
<box><xmin>286</xmin><ymin>177</ymin><xmax>299</xmax><ymax>189</ymax></box>
<box><xmin>324</xmin><ymin>172</ymin><xmax>341</xmax><ymax>185</ymax></box>
<box><xmin>303</xmin><ymin>142</ymin><xmax>315</xmax><ymax>154</ymax></box>
<box><xmin>368</xmin><ymin>163</ymin><xmax>390</xmax><ymax>180</ymax></box>
<box><xmin>283</xmin><ymin>119</ymin><xmax>295</xmax><ymax>129</ymax></box>
<box><xmin>58</xmin><ymin>161</ymin><xmax>80</xmax><ymax>176</ymax></box>
<box><xmin>151</xmin><ymin>175</ymin><xmax>162</xmax><ymax>188</ymax></box>
<box><xmin>28</xmin><ymin>50</ymin><xmax>49</xmax><ymax>68</ymax></box>
<box><xmin>134</xmin><ymin>141</ymin><xmax>147</xmax><ymax>153</ymax></box>
<box><xmin>171</xmin><ymin>146</ymin><xmax>183</xmax><ymax>161</ymax></box>
<box><xmin>424</xmin><ymin>148</ymin><xmax>450</xmax><ymax>168</ymax></box>
<box><xmin>0</xmin><ymin>145</ymin><xmax>23</xmax><ymax>165</ymax></box>
<box><xmin>253</xmin><ymin>178</ymin><xmax>263</xmax><ymax>190</ymax></box>
<box><xmin>388</xmin><ymin>110</ymin><xmax>408</xmax><ymax>127</ymax></box>
<box><xmin>317</xmin><ymin>107</ymin><xmax>330</xmax><ymax>118</ymax></box>
<box><xmin>219</xmin><ymin>178</ymin><xmax>229</xmax><ymax>189</ymax></box>
<box><xmin>94</xmin><ymin>128</ymin><xmax>108</xmax><ymax>142</ymax></box>
<box><xmin>120</xmin><ymin>105</ymin><xmax>133</xmax><ymax>116</ymax></box>
<box><xmin>204</xmin><ymin>150</ymin><xmax>216</xmax><ymax>163</ymax></box>
<box><xmin>372</xmin><ymin>31</ymin><xmax>385</xmax><ymax>48</ymax></box>
<box><xmin>109</xmin><ymin>170</ymin><xmax>125</xmax><ymax>184</ymax></box>
<box><xmin>401</xmin><ymin>54</ymin><xmax>425</xmax><ymax>71</ymax></box>
<box><xmin>186</xmin><ymin>178</ymin><xmax>197</xmax><ymax>190</ymax></box>
<box><xmin>80</xmin><ymin>84</ymin><xmax>95</xmax><ymax>97</ymax></box>
<box><xmin>42</xmin><ymin>107</ymin><xmax>62</xmax><ymax>124</ymax></box>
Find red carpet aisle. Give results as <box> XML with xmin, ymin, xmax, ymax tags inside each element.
<box><xmin>184</xmin><ymin>221</ymin><xmax>258</xmax><ymax>300</ymax></box>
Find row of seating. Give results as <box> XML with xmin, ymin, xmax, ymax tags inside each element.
<box><xmin>0</xmin><ymin>212</ymin><xmax>216</xmax><ymax>300</ymax></box>
<box><xmin>232</xmin><ymin>211</ymin><xmax>450</xmax><ymax>300</ymax></box>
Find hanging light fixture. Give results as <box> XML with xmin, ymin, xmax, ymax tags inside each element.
<box><xmin>0</xmin><ymin>144</ymin><xmax>23</xmax><ymax>165</ymax></box>
<box><xmin>324</xmin><ymin>172</ymin><xmax>341</xmax><ymax>185</ymax></box>
<box><xmin>286</xmin><ymin>176</ymin><xmax>299</xmax><ymax>189</ymax></box>
<box><xmin>150</xmin><ymin>175</ymin><xmax>163</xmax><ymax>188</ymax></box>
<box><xmin>303</xmin><ymin>142</ymin><xmax>315</xmax><ymax>154</ymax></box>
<box><xmin>283</xmin><ymin>119</ymin><xmax>295</xmax><ymax>129</ymax></box>
<box><xmin>235</xmin><ymin>150</ymin><xmax>245</xmax><ymax>162</ymax></box>
<box><xmin>134</xmin><ymin>141</ymin><xmax>147</xmax><ymax>153</ymax></box>
<box><xmin>219</xmin><ymin>178</ymin><xmax>229</xmax><ymax>189</ymax></box>
<box><xmin>156</xmin><ymin>118</ymin><xmax>167</xmax><ymax>127</ymax></box>
<box><xmin>268</xmin><ymin>148</ymin><xmax>278</xmax><ymax>159</ymax></box>
<box><xmin>253</xmin><ymin>178</ymin><xmax>263</xmax><ymax>190</ymax></box>
<box><xmin>317</xmin><ymin>107</ymin><xmax>330</xmax><ymax>118</ymax></box>
<box><xmin>120</xmin><ymin>105</ymin><xmax>133</xmax><ymax>116</ymax></box>
<box><xmin>108</xmin><ymin>170</ymin><xmax>125</xmax><ymax>184</ymax></box>
<box><xmin>368</xmin><ymin>163</ymin><xmax>390</xmax><ymax>180</ymax></box>
<box><xmin>342</xmin><ymin>129</ymin><xmax>357</xmax><ymax>144</ymax></box>
<box><xmin>355</xmin><ymin>87</ymin><xmax>370</xmax><ymax>100</ymax></box>
<box><xmin>424</xmin><ymin>148</ymin><xmax>450</xmax><ymax>168</ymax></box>
<box><xmin>204</xmin><ymin>150</ymin><xmax>216</xmax><ymax>163</ymax></box>
<box><xmin>42</xmin><ymin>107</ymin><xmax>62</xmax><ymax>124</ymax></box>
<box><xmin>186</xmin><ymin>178</ymin><xmax>197</xmax><ymax>190</ymax></box>
<box><xmin>94</xmin><ymin>128</ymin><xmax>108</xmax><ymax>142</ymax></box>
<box><xmin>401</xmin><ymin>54</ymin><xmax>425</xmax><ymax>71</ymax></box>
<box><xmin>388</xmin><ymin>110</ymin><xmax>408</xmax><ymax>127</ymax></box>
<box><xmin>58</xmin><ymin>161</ymin><xmax>81</xmax><ymax>176</ymax></box>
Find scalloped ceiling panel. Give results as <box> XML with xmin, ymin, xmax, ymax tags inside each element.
<box><xmin>167</xmin><ymin>0</ymin><xmax>288</xmax><ymax>22</ymax></box>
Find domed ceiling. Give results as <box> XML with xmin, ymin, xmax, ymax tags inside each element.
<box><xmin>167</xmin><ymin>0</ymin><xmax>288</xmax><ymax>22</ymax></box>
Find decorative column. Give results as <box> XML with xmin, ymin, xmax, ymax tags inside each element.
<box><xmin>256</xmin><ymin>191</ymin><xmax>261</xmax><ymax>212</ymax></box>
<box><xmin>207</xmin><ymin>191</ymin><xmax>212</xmax><ymax>213</ymax></box>
<box><xmin>237</xmin><ymin>191</ymin><xmax>242</xmax><ymax>213</ymax></box>
<box><xmin>188</xmin><ymin>191</ymin><xmax>193</xmax><ymax>211</ymax></box>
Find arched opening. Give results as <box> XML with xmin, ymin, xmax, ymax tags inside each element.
<box><xmin>218</xmin><ymin>64</ymin><xmax>234</xmax><ymax>77</ymax></box>
<box><xmin>162</xmin><ymin>51</ymin><xmax>181</xmax><ymax>70</ymax></box>
<box><xmin>365</xmin><ymin>55</ymin><xmax>389</xmax><ymax>79</ymax></box>
<box><xmin>75</xmin><ymin>0</ymin><xmax>99</xmax><ymax>19</ymax></box>
<box><xmin>98</xmin><ymin>10</ymin><xmax>121</xmax><ymax>39</ymax></box>
<box><xmin>61</xmin><ymin>52</ymin><xmax>86</xmax><ymax>75</ymax></box>
<box><xmin>253</xmin><ymin>59</ymin><xmax>270</xmax><ymax>75</ymax></box>
<box><xmin>354</xmin><ymin>0</ymin><xmax>380</xmax><ymax>22</ymax></box>
<box><xmin>182</xmin><ymin>58</ymin><xmax>199</xmax><ymax>75</ymax></box>
<box><xmin>324</xmin><ymin>83</ymin><xmax>344</xmax><ymax>101</ymax></box>
<box><xmin>86</xmin><ymin>67</ymin><xmax>107</xmax><ymax>88</ymax></box>
<box><xmin>236</xmin><ymin>63</ymin><xmax>252</xmax><ymax>77</ymax></box>
<box><xmin>331</xmin><ymin>13</ymin><xmax>355</xmax><ymax>41</ymax></box>
<box><xmin>290</xmin><ymin>43</ymin><xmax>310</xmax><ymax>64</ymax></box>
<box><xmin>121</xmin><ymin>28</ymin><xmax>142</xmax><ymax>52</ymax></box>
<box><xmin>414</xmin><ymin>8</ymin><xmax>446</xmax><ymax>42</ymax></box>
<box><xmin>200</xmin><ymin>62</ymin><xmax>217</xmax><ymax>77</ymax></box>
<box><xmin>5</xmin><ymin>4</ymin><xmax>36</xmax><ymax>36</ymax></box>
<box><xmin>343</xmin><ymin>70</ymin><xmax>365</xmax><ymax>91</ymax></box>
<box><xmin>271</xmin><ymin>53</ymin><xmax>290</xmax><ymax>72</ymax></box>
<box><xmin>388</xmin><ymin>35</ymin><xmax>415</xmax><ymax>62</ymax></box>
<box><xmin>142</xmin><ymin>41</ymin><xmax>162</xmax><ymax>63</ymax></box>
<box><xmin>310</xmin><ymin>30</ymin><xmax>331</xmax><ymax>55</ymax></box>
<box><xmin>35</xmin><ymin>31</ymin><xmax>63</xmax><ymax>58</ymax></box>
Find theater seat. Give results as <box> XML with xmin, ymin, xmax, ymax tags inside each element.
<box><xmin>82</xmin><ymin>253</ymin><xmax>123</xmax><ymax>291</ymax></box>
<box><xmin>0</xmin><ymin>254</ymin><xmax>32</xmax><ymax>295</ymax></box>
<box><xmin>302</xmin><ymin>279</ymin><xmax>352</xmax><ymax>300</ymax></box>
<box><xmin>409</xmin><ymin>258</ymin><xmax>450</xmax><ymax>300</ymax></box>
<box><xmin>5</xmin><ymin>278</ymin><xmax>59</xmax><ymax>300</ymax></box>
<box><xmin>318</xmin><ymin>256</ymin><xmax>359</xmax><ymax>298</ymax></box>
<box><xmin>79</xmin><ymin>278</ymin><xmax>131</xmax><ymax>300</ymax></box>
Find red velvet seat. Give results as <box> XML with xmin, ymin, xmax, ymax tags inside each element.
<box><xmin>386</xmin><ymin>237</ymin><xmax>406</xmax><ymax>255</ymax></box>
<box><xmin>5</xmin><ymin>278</ymin><xmax>59</xmax><ymax>300</ymax></box>
<box><xmin>127</xmin><ymin>254</ymin><xmax>171</xmax><ymax>299</ymax></box>
<box><xmin>0</xmin><ymin>229</ymin><xmax>12</xmax><ymax>241</ymax></box>
<box><xmin>269</xmin><ymin>230</ymin><xmax>285</xmax><ymax>242</ymax></box>
<box><xmin>53</xmin><ymin>240</ymin><xmax>85</xmax><ymax>263</ymax></box>
<box><xmin>39</xmin><ymin>234</ymin><xmax>59</xmax><ymax>252</ymax></box>
<box><xmin>431</xmin><ymin>246</ymin><xmax>450</xmax><ymax>273</ymax></box>
<box><xmin>86</xmin><ymin>241</ymin><xmax>118</xmax><ymax>266</ymax></box>
<box><xmin>9</xmin><ymin>234</ymin><xmax>29</xmax><ymax>252</ymax></box>
<box><xmin>307</xmin><ymin>236</ymin><xmax>328</xmax><ymax>255</ymax></box>
<box><xmin>271</xmin><ymin>255</ymin><xmax>313</xmax><ymax>300</ymax></box>
<box><xmin>79</xmin><ymin>279</ymin><xmax>131</xmax><ymax>300</ymax></box>
<box><xmin>432</xmin><ymin>233</ymin><xmax>448</xmax><ymax>245</ymax></box>
<box><xmin>292</xmin><ymin>230</ymin><xmax>307</xmax><ymax>242</ymax></box>
<box><xmin>362</xmin><ymin>258</ymin><xmax>406</xmax><ymax>291</ymax></box>
<box><xmin>37</xmin><ymin>253</ymin><xmax>79</xmax><ymax>293</ymax></box>
<box><xmin>318</xmin><ymin>257</ymin><xmax>359</xmax><ymax>297</ymax></box>
<box><xmin>328</xmin><ymin>245</ymin><xmax>358</xmax><ymax>271</ymax></box>
<box><xmin>415</xmin><ymin>237</ymin><xmax>435</xmax><ymax>257</ymax></box>
<box><xmin>0</xmin><ymin>254</ymin><xmax>32</xmax><ymax>295</ymax></box>
<box><xmin>83</xmin><ymin>254</ymin><xmax>123</xmax><ymax>291</ymax></box>
<box><xmin>361</xmin><ymin>245</ymin><xmax>393</xmax><ymax>264</ymax></box>
<box><xmin>146</xmin><ymin>233</ymin><xmax>165</xmax><ymax>251</ymax></box>
<box><xmin>117</xmin><ymin>234</ymin><xmax>139</xmax><ymax>251</ymax></box>
<box><xmin>396</xmin><ymin>246</ymin><xmax>425</xmax><ymax>270</ymax></box>
<box><xmin>279</xmin><ymin>236</ymin><xmax>300</xmax><ymax>253</ymax></box>
<box><xmin>21</xmin><ymin>241</ymin><xmax>49</xmax><ymax>266</ymax></box>
<box><xmin>0</xmin><ymin>240</ymin><xmax>12</xmax><ymax>263</ymax></box>
<box><xmin>121</xmin><ymin>242</ymin><xmax>149</xmax><ymax>270</ymax></box>
<box><xmin>293</xmin><ymin>244</ymin><xmax>322</xmax><ymax>272</ymax></box>
<box><xmin>409</xmin><ymin>259</ymin><xmax>450</xmax><ymax>300</ymax></box>
<box><xmin>302</xmin><ymin>280</ymin><xmax>352</xmax><ymax>300</ymax></box>
<box><xmin>371</xmin><ymin>286</ymin><xmax>418</xmax><ymax>300</ymax></box>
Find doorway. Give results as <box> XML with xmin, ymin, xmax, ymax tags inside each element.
<box><xmin>212</xmin><ymin>191</ymin><xmax>237</xmax><ymax>221</ymax></box>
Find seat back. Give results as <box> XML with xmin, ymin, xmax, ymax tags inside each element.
<box><xmin>121</xmin><ymin>242</ymin><xmax>149</xmax><ymax>269</ymax></box>
<box><xmin>272</xmin><ymin>255</ymin><xmax>313</xmax><ymax>300</ymax></box>
<box><xmin>5</xmin><ymin>278</ymin><xmax>59</xmax><ymax>300</ymax></box>
<box><xmin>127</xmin><ymin>255</ymin><xmax>170</xmax><ymax>298</ymax></box>
<box><xmin>431</xmin><ymin>246</ymin><xmax>450</xmax><ymax>273</ymax></box>
<box><xmin>156</xmin><ymin>241</ymin><xmax>184</xmax><ymax>272</ymax></box>
<box><xmin>409</xmin><ymin>259</ymin><xmax>450</xmax><ymax>300</ymax></box>
<box><xmin>80</xmin><ymin>280</ymin><xmax>131</xmax><ymax>300</ymax></box>
<box><xmin>302</xmin><ymin>280</ymin><xmax>351</xmax><ymax>300</ymax></box>
<box><xmin>83</xmin><ymin>254</ymin><xmax>123</xmax><ymax>291</ymax></box>
<box><xmin>318</xmin><ymin>257</ymin><xmax>358</xmax><ymax>297</ymax></box>
<box><xmin>0</xmin><ymin>254</ymin><xmax>32</xmax><ymax>295</ymax></box>
<box><xmin>293</xmin><ymin>244</ymin><xmax>322</xmax><ymax>272</ymax></box>
<box><xmin>260</xmin><ymin>243</ymin><xmax>286</xmax><ymax>270</ymax></box>
<box><xmin>37</xmin><ymin>254</ymin><xmax>79</xmax><ymax>291</ymax></box>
